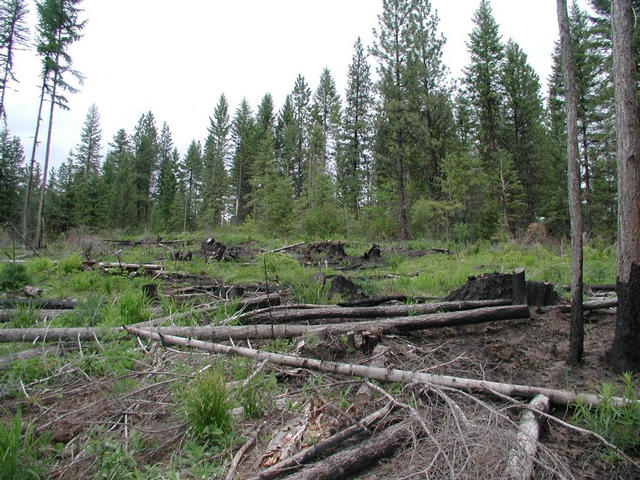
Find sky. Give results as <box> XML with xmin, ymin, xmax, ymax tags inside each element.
<box><xmin>2</xmin><ymin>0</ymin><xmax>588</xmax><ymax>172</ymax></box>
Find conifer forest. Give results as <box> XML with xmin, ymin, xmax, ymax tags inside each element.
<box><xmin>1</xmin><ymin>1</ymin><xmax>640</xmax><ymax>479</ymax></box>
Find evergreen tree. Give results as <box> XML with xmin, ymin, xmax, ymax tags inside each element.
<box><xmin>338</xmin><ymin>37</ymin><xmax>374</xmax><ymax>216</ymax></box>
<box><xmin>132</xmin><ymin>111</ymin><xmax>158</xmax><ymax>227</ymax></box>
<box><xmin>74</xmin><ymin>103</ymin><xmax>101</xmax><ymax>175</ymax></box>
<box><xmin>231</xmin><ymin>99</ymin><xmax>254</xmax><ymax>223</ymax></box>
<box><xmin>34</xmin><ymin>0</ymin><xmax>85</xmax><ymax>248</ymax></box>
<box><xmin>371</xmin><ymin>0</ymin><xmax>414</xmax><ymax>240</ymax></box>
<box><xmin>155</xmin><ymin>122</ymin><xmax>178</xmax><ymax>231</ymax></box>
<box><xmin>0</xmin><ymin>128</ymin><xmax>23</xmax><ymax>223</ymax></box>
<box><xmin>0</xmin><ymin>0</ymin><xmax>29</xmax><ymax>121</ymax></box>
<box><xmin>312</xmin><ymin>67</ymin><xmax>341</xmax><ymax>172</ymax></box>
<box><xmin>500</xmin><ymin>40</ymin><xmax>548</xmax><ymax>227</ymax></box>
<box><xmin>290</xmin><ymin>74</ymin><xmax>311</xmax><ymax>198</ymax></box>
<box><xmin>202</xmin><ymin>94</ymin><xmax>231</xmax><ymax>228</ymax></box>
<box><xmin>180</xmin><ymin>140</ymin><xmax>202</xmax><ymax>231</ymax></box>
<box><xmin>275</xmin><ymin>95</ymin><xmax>298</xmax><ymax>187</ymax></box>
<box><xmin>103</xmin><ymin>129</ymin><xmax>136</xmax><ymax>229</ymax></box>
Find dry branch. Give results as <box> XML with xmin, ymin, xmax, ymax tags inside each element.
<box><xmin>283</xmin><ymin>419</ymin><xmax>416</xmax><ymax>480</ymax></box>
<box><xmin>125</xmin><ymin>326</ymin><xmax>631</xmax><ymax>407</ymax></box>
<box><xmin>263</xmin><ymin>241</ymin><xmax>305</xmax><ymax>254</ymax></box>
<box><xmin>249</xmin><ymin>403</ymin><xmax>393</xmax><ymax>480</ymax></box>
<box><xmin>505</xmin><ymin>394</ymin><xmax>550</xmax><ymax>480</ymax></box>
<box><xmin>244</xmin><ymin>299</ymin><xmax>511</xmax><ymax>324</ymax></box>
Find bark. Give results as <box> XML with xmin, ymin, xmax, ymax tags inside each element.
<box><xmin>125</xmin><ymin>326</ymin><xmax>631</xmax><ymax>407</ymax></box>
<box><xmin>607</xmin><ymin>0</ymin><xmax>640</xmax><ymax>373</ymax></box>
<box><xmin>244</xmin><ymin>299</ymin><xmax>511</xmax><ymax>324</ymax></box>
<box><xmin>557</xmin><ymin>0</ymin><xmax>584</xmax><ymax>366</ymax></box>
<box><xmin>285</xmin><ymin>420</ymin><xmax>415</xmax><ymax>480</ymax></box>
<box><xmin>0</xmin><ymin>305</ymin><xmax>530</xmax><ymax>343</ymax></box>
<box><xmin>512</xmin><ymin>268</ymin><xmax>527</xmax><ymax>305</ymax></box>
<box><xmin>505</xmin><ymin>394</ymin><xmax>550</xmax><ymax>480</ymax></box>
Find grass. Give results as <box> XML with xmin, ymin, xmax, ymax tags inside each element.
<box><xmin>0</xmin><ymin>262</ymin><xmax>30</xmax><ymax>292</ymax></box>
<box><xmin>0</xmin><ymin>411</ymin><xmax>47</xmax><ymax>480</ymax></box>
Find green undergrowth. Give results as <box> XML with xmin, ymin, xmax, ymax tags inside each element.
<box><xmin>572</xmin><ymin>373</ymin><xmax>640</xmax><ymax>460</ymax></box>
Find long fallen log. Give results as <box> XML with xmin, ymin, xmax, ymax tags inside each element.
<box><xmin>244</xmin><ymin>298</ymin><xmax>512</xmax><ymax>324</ymax></box>
<box><xmin>505</xmin><ymin>394</ymin><xmax>550</xmax><ymax>480</ymax></box>
<box><xmin>0</xmin><ymin>298</ymin><xmax>77</xmax><ymax>309</ymax></box>
<box><xmin>84</xmin><ymin>261</ymin><xmax>164</xmax><ymax>271</ymax></box>
<box><xmin>0</xmin><ymin>305</ymin><xmax>530</xmax><ymax>343</ymax></box>
<box><xmin>537</xmin><ymin>299</ymin><xmax>617</xmax><ymax>313</ymax></box>
<box><xmin>125</xmin><ymin>326</ymin><xmax>631</xmax><ymax>407</ymax></box>
<box><xmin>284</xmin><ymin>420</ymin><xmax>416</xmax><ymax>480</ymax></box>
<box><xmin>249</xmin><ymin>403</ymin><xmax>393</xmax><ymax>480</ymax></box>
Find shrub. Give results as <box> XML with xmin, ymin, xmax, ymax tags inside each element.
<box><xmin>572</xmin><ymin>373</ymin><xmax>640</xmax><ymax>455</ymax></box>
<box><xmin>57</xmin><ymin>253</ymin><xmax>84</xmax><ymax>274</ymax></box>
<box><xmin>0</xmin><ymin>263</ymin><xmax>29</xmax><ymax>292</ymax></box>
<box><xmin>184</xmin><ymin>371</ymin><xmax>234</xmax><ymax>444</ymax></box>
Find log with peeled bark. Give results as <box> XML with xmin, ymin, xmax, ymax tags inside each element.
<box><xmin>284</xmin><ymin>419</ymin><xmax>416</xmax><ymax>480</ymax></box>
<box><xmin>83</xmin><ymin>261</ymin><xmax>165</xmax><ymax>271</ymax></box>
<box><xmin>243</xmin><ymin>298</ymin><xmax>512</xmax><ymax>324</ymax></box>
<box><xmin>124</xmin><ymin>325</ymin><xmax>631</xmax><ymax>407</ymax></box>
<box><xmin>505</xmin><ymin>394</ymin><xmax>550</xmax><ymax>480</ymax></box>
<box><xmin>0</xmin><ymin>305</ymin><xmax>530</xmax><ymax>343</ymax></box>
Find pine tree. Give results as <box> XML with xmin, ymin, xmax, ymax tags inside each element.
<box><xmin>0</xmin><ymin>128</ymin><xmax>23</xmax><ymax>223</ymax></box>
<box><xmin>500</xmin><ymin>40</ymin><xmax>548</xmax><ymax>227</ymax></box>
<box><xmin>132</xmin><ymin>111</ymin><xmax>158</xmax><ymax>227</ymax></box>
<box><xmin>0</xmin><ymin>0</ymin><xmax>29</xmax><ymax>121</ymax></box>
<box><xmin>180</xmin><ymin>140</ymin><xmax>202</xmax><ymax>231</ymax></box>
<box><xmin>231</xmin><ymin>99</ymin><xmax>254</xmax><ymax>224</ymax></box>
<box><xmin>371</xmin><ymin>0</ymin><xmax>414</xmax><ymax>240</ymax></box>
<box><xmin>102</xmin><ymin>129</ymin><xmax>136</xmax><ymax>229</ymax></box>
<box><xmin>338</xmin><ymin>37</ymin><xmax>374</xmax><ymax>216</ymax></box>
<box><xmin>202</xmin><ymin>94</ymin><xmax>231</xmax><ymax>228</ymax></box>
<box><xmin>34</xmin><ymin>0</ymin><xmax>85</xmax><ymax>248</ymax></box>
<box><xmin>290</xmin><ymin>74</ymin><xmax>311</xmax><ymax>198</ymax></box>
<box><xmin>312</xmin><ymin>68</ymin><xmax>341</xmax><ymax>172</ymax></box>
<box><xmin>155</xmin><ymin>123</ymin><xmax>178</xmax><ymax>231</ymax></box>
<box><xmin>275</xmin><ymin>95</ymin><xmax>298</xmax><ymax>188</ymax></box>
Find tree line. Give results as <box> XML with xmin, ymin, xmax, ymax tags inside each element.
<box><xmin>0</xmin><ymin>0</ymin><xmax>637</xmax><ymax>244</ymax></box>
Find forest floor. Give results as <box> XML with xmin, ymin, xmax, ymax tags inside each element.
<box><xmin>0</xmin><ymin>233</ymin><xmax>638</xmax><ymax>480</ymax></box>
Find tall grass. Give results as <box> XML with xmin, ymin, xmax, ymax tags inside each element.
<box><xmin>0</xmin><ymin>411</ymin><xmax>46</xmax><ymax>480</ymax></box>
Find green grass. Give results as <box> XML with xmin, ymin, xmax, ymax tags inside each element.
<box><xmin>0</xmin><ymin>411</ymin><xmax>48</xmax><ymax>480</ymax></box>
<box><xmin>0</xmin><ymin>263</ymin><xmax>30</xmax><ymax>292</ymax></box>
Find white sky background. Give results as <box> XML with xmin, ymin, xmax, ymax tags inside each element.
<box><xmin>3</xmin><ymin>0</ymin><xmax>589</xmax><ymax>171</ymax></box>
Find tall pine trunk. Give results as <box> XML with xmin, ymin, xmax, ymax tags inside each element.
<box><xmin>35</xmin><ymin>53</ymin><xmax>60</xmax><ymax>249</ymax></box>
<box><xmin>21</xmin><ymin>79</ymin><xmax>47</xmax><ymax>241</ymax></box>
<box><xmin>606</xmin><ymin>0</ymin><xmax>640</xmax><ymax>373</ymax></box>
<box><xmin>556</xmin><ymin>0</ymin><xmax>584</xmax><ymax>366</ymax></box>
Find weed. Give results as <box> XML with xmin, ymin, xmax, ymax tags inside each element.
<box><xmin>0</xmin><ymin>411</ymin><xmax>48</xmax><ymax>480</ymax></box>
<box><xmin>264</xmin><ymin>338</ymin><xmax>295</xmax><ymax>353</ymax></box>
<box><xmin>184</xmin><ymin>370</ymin><xmax>234</xmax><ymax>445</ymax></box>
<box><xmin>8</xmin><ymin>305</ymin><xmax>40</xmax><ymax>328</ymax></box>
<box><xmin>77</xmin><ymin>340</ymin><xmax>141</xmax><ymax>376</ymax></box>
<box><xmin>236</xmin><ymin>371</ymin><xmax>277</xmax><ymax>418</ymax></box>
<box><xmin>86</xmin><ymin>428</ymin><xmax>141</xmax><ymax>479</ymax></box>
<box><xmin>57</xmin><ymin>253</ymin><xmax>84</xmax><ymax>274</ymax></box>
<box><xmin>572</xmin><ymin>373</ymin><xmax>640</xmax><ymax>456</ymax></box>
<box><xmin>0</xmin><ymin>262</ymin><xmax>29</xmax><ymax>292</ymax></box>
<box><xmin>291</xmin><ymin>277</ymin><xmax>329</xmax><ymax>304</ymax></box>
<box><xmin>103</xmin><ymin>290</ymin><xmax>150</xmax><ymax>326</ymax></box>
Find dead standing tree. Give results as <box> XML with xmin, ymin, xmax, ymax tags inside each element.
<box><xmin>556</xmin><ymin>0</ymin><xmax>584</xmax><ymax>366</ymax></box>
<box><xmin>606</xmin><ymin>0</ymin><xmax>640</xmax><ymax>373</ymax></box>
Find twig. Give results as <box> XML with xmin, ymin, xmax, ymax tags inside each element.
<box><xmin>225</xmin><ymin>423</ymin><xmax>264</xmax><ymax>480</ymax></box>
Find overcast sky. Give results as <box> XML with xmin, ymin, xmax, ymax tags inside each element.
<box><xmin>3</xmin><ymin>0</ymin><xmax>589</xmax><ymax>171</ymax></box>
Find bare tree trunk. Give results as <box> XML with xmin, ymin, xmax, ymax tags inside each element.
<box><xmin>606</xmin><ymin>0</ymin><xmax>640</xmax><ymax>373</ymax></box>
<box><xmin>35</xmin><ymin>52</ymin><xmax>61</xmax><ymax>249</ymax></box>
<box><xmin>22</xmin><ymin>80</ymin><xmax>48</xmax><ymax>240</ymax></box>
<box><xmin>556</xmin><ymin>0</ymin><xmax>584</xmax><ymax>366</ymax></box>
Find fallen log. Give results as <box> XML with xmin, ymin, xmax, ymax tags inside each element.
<box><xmin>263</xmin><ymin>241</ymin><xmax>305</xmax><ymax>254</ymax></box>
<box><xmin>124</xmin><ymin>326</ymin><xmax>630</xmax><ymax>407</ymax></box>
<box><xmin>84</xmin><ymin>261</ymin><xmax>165</xmax><ymax>272</ymax></box>
<box><xmin>0</xmin><ymin>305</ymin><xmax>530</xmax><ymax>343</ymax></box>
<box><xmin>537</xmin><ymin>299</ymin><xmax>617</xmax><ymax>313</ymax></box>
<box><xmin>505</xmin><ymin>394</ymin><xmax>550</xmax><ymax>480</ymax></box>
<box><xmin>244</xmin><ymin>299</ymin><xmax>512</xmax><ymax>324</ymax></box>
<box><xmin>249</xmin><ymin>403</ymin><xmax>393</xmax><ymax>480</ymax></box>
<box><xmin>284</xmin><ymin>419</ymin><xmax>416</xmax><ymax>480</ymax></box>
<box><xmin>337</xmin><ymin>295</ymin><xmax>407</xmax><ymax>307</ymax></box>
<box><xmin>0</xmin><ymin>298</ymin><xmax>76</xmax><ymax>309</ymax></box>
